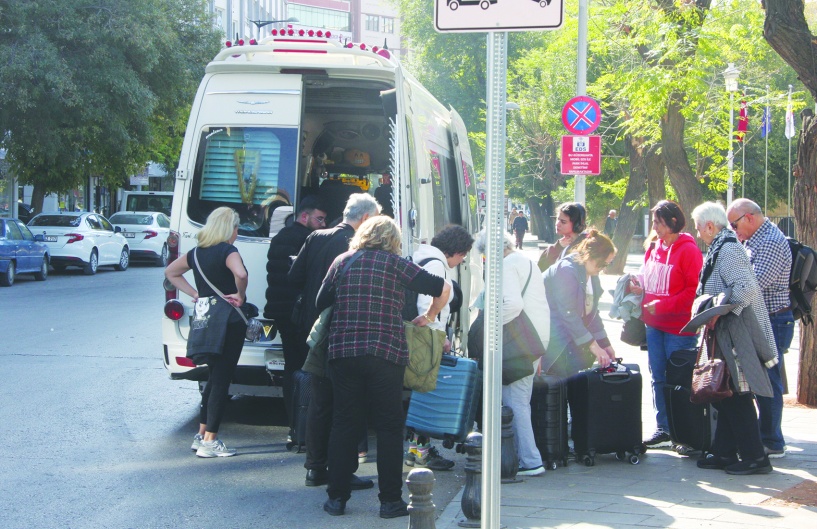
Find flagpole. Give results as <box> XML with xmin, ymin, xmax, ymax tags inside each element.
<box><xmin>764</xmin><ymin>86</ymin><xmax>769</xmax><ymax>215</ymax></box>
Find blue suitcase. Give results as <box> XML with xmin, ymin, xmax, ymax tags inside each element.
<box><xmin>405</xmin><ymin>355</ymin><xmax>481</xmax><ymax>448</ymax></box>
<box><xmin>567</xmin><ymin>362</ymin><xmax>644</xmax><ymax>466</ymax></box>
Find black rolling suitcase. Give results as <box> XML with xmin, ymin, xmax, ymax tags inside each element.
<box><xmin>530</xmin><ymin>365</ymin><xmax>569</xmax><ymax>469</ymax></box>
<box><xmin>568</xmin><ymin>362</ymin><xmax>644</xmax><ymax>466</ymax></box>
<box><xmin>663</xmin><ymin>349</ymin><xmax>717</xmax><ymax>456</ymax></box>
<box><xmin>287</xmin><ymin>369</ymin><xmax>312</xmax><ymax>453</ymax></box>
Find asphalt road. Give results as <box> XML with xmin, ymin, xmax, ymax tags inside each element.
<box><xmin>0</xmin><ymin>263</ymin><xmax>465</xmax><ymax>529</ymax></box>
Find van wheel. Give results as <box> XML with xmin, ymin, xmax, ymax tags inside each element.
<box><xmin>156</xmin><ymin>244</ymin><xmax>168</xmax><ymax>267</ymax></box>
<box><xmin>114</xmin><ymin>248</ymin><xmax>130</xmax><ymax>271</ymax></box>
<box><xmin>83</xmin><ymin>249</ymin><xmax>99</xmax><ymax>275</ymax></box>
<box><xmin>1</xmin><ymin>261</ymin><xmax>15</xmax><ymax>286</ymax></box>
<box><xmin>449</xmin><ymin>1</ymin><xmax>459</xmax><ymax>9</ymax></box>
<box><xmin>480</xmin><ymin>0</ymin><xmax>490</xmax><ymax>9</ymax></box>
<box><xmin>33</xmin><ymin>258</ymin><xmax>48</xmax><ymax>281</ymax></box>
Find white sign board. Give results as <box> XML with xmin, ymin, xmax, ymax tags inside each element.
<box><xmin>435</xmin><ymin>0</ymin><xmax>564</xmax><ymax>33</ymax></box>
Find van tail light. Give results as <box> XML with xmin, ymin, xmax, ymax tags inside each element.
<box><xmin>165</xmin><ymin>230</ymin><xmax>180</xmax><ymax>302</ymax></box>
<box><xmin>66</xmin><ymin>233</ymin><xmax>84</xmax><ymax>243</ymax></box>
<box><xmin>164</xmin><ymin>300</ymin><xmax>185</xmax><ymax>321</ymax></box>
<box><xmin>143</xmin><ymin>230</ymin><xmax>158</xmax><ymax>239</ymax></box>
<box><xmin>176</xmin><ymin>356</ymin><xmax>196</xmax><ymax>368</ymax></box>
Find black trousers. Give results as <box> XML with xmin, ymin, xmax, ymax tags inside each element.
<box><xmin>327</xmin><ymin>355</ymin><xmax>405</xmax><ymax>503</ymax></box>
<box><xmin>711</xmin><ymin>392</ymin><xmax>765</xmax><ymax>461</ymax></box>
<box><xmin>279</xmin><ymin>324</ymin><xmax>310</xmax><ymax>430</ymax></box>
<box><xmin>199</xmin><ymin>320</ymin><xmax>245</xmax><ymax>433</ymax></box>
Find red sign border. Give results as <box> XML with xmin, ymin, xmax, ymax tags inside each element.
<box><xmin>561</xmin><ymin>96</ymin><xmax>601</xmax><ymax>136</ymax></box>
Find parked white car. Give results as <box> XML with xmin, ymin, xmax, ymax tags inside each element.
<box><xmin>27</xmin><ymin>212</ymin><xmax>130</xmax><ymax>275</ymax></box>
<box><xmin>108</xmin><ymin>212</ymin><xmax>171</xmax><ymax>267</ymax></box>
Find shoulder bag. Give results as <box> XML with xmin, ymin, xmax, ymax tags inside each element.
<box><xmin>690</xmin><ymin>329</ymin><xmax>733</xmax><ymax>404</ymax></box>
<box><xmin>504</xmin><ymin>261</ymin><xmax>548</xmax><ymax>384</ymax></box>
<box><xmin>302</xmin><ymin>251</ymin><xmax>364</xmax><ymax>377</ymax></box>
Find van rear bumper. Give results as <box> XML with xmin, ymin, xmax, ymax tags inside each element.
<box><xmin>170</xmin><ymin>365</ymin><xmax>280</xmax><ymax>387</ymax></box>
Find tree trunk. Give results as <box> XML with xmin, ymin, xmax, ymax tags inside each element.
<box><xmin>646</xmin><ymin>148</ymin><xmax>667</xmax><ymax>212</ymax></box>
<box><xmin>526</xmin><ymin>196</ymin><xmax>550</xmax><ymax>242</ymax></box>
<box><xmin>661</xmin><ymin>96</ymin><xmax>703</xmax><ymax>224</ymax></box>
<box><xmin>764</xmin><ymin>0</ymin><xmax>817</xmax><ymax>406</ymax></box>
<box><xmin>31</xmin><ymin>183</ymin><xmax>47</xmax><ymax>216</ymax></box>
<box><xmin>609</xmin><ymin>137</ymin><xmax>651</xmax><ymax>274</ymax></box>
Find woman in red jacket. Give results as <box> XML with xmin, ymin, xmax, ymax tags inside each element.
<box><xmin>631</xmin><ymin>200</ymin><xmax>703</xmax><ymax>448</ymax></box>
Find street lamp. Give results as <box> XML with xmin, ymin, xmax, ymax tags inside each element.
<box><xmin>723</xmin><ymin>63</ymin><xmax>740</xmax><ymax>206</ymax></box>
<box><xmin>250</xmin><ymin>17</ymin><xmax>298</xmax><ymax>38</ymax></box>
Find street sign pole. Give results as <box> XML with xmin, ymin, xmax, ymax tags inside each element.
<box><xmin>482</xmin><ymin>30</ymin><xmax>507</xmax><ymax>529</ymax></box>
<box><xmin>575</xmin><ymin>0</ymin><xmax>589</xmax><ymax>205</ymax></box>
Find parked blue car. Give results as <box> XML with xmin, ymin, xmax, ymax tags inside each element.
<box><xmin>0</xmin><ymin>218</ymin><xmax>50</xmax><ymax>286</ymax></box>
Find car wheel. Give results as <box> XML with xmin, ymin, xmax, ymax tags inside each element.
<box><xmin>33</xmin><ymin>257</ymin><xmax>48</xmax><ymax>281</ymax></box>
<box><xmin>83</xmin><ymin>249</ymin><xmax>99</xmax><ymax>275</ymax></box>
<box><xmin>114</xmin><ymin>247</ymin><xmax>130</xmax><ymax>271</ymax></box>
<box><xmin>156</xmin><ymin>244</ymin><xmax>168</xmax><ymax>267</ymax></box>
<box><xmin>0</xmin><ymin>261</ymin><xmax>15</xmax><ymax>287</ymax></box>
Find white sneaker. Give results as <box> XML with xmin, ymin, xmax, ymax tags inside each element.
<box><xmin>764</xmin><ymin>446</ymin><xmax>786</xmax><ymax>459</ymax></box>
<box><xmin>517</xmin><ymin>465</ymin><xmax>546</xmax><ymax>476</ymax></box>
<box><xmin>196</xmin><ymin>439</ymin><xmax>237</xmax><ymax>458</ymax></box>
<box><xmin>191</xmin><ymin>434</ymin><xmax>204</xmax><ymax>451</ymax></box>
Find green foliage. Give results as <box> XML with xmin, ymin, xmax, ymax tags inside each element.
<box><xmin>0</xmin><ymin>0</ymin><xmax>222</xmax><ymax>193</ymax></box>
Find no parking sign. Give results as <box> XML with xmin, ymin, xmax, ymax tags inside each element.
<box><xmin>562</xmin><ymin>96</ymin><xmax>601</xmax><ymax>135</ymax></box>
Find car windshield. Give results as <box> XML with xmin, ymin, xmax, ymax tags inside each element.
<box><xmin>29</xmin><ymin>215</ymin><xmax>82</xmax><ymax>227</ymax></box>
<box><xmin>110</xmin><ymin>214</ymin><xmax>153</xmax><ymax>225</ymax></box>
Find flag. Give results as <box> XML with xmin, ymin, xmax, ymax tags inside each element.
<box><xmin>736</xmin><ymin>100</ymin><xmax>748</xmax><ymax>142</ymax></box>
<box><xmin>760</xmin><ymin>106</ymin><xmax>771</xmax><ymax>138</ymax></box>
<box><xmin>785</xmin><ymin>92</ymin><xmax>796</xmax><ymax>139</ymax></box>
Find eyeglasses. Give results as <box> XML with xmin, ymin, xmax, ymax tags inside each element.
<box><xmin>310</xmin><ymin>214</ymin><xmax>326</xmax><ymax>224</ymax></box>
<box><xmin>729</xmin><ymin>213</ymin><xmax>747</xmax><ymax>230</ymax></box>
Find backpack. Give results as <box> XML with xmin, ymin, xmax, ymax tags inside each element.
<box><xmin>787</xmin><ymin>237</ymin><xmax>817</xmax><ymax>324</ymax></box>
<box><xmin>402</xmin><ymin>257</ymin><xmax>443</xmax><ymax>321</ymax></box>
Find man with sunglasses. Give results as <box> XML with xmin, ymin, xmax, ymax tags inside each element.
<box><xmin>264</xmin><ymin>195</ymin><xmax>328</xmax><ymax>438</ymax></box>
<box><xmin>726</xmin><ymin>198</ymin><xmax>792</xmax><ymax>459</ymax></box>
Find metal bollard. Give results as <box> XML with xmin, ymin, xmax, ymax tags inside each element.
<box><xmin>500</xmin><ymin>405</ymin><xmax>522</xmax><ymax>483</ymax></box>
<box><xmin>407</xmin><ymin>468</ymin><xmax>436</xmax><ymax>529</ymax></box>
<box><xmin>458</xmin><ymin>432</ymin><xmax>482</xmax><ymax>528</ymax></box>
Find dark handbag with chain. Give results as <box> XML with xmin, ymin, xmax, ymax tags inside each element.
<box><xmin>690</xmin><ymin>330</ymin><xmax>733</xmax><ymax>404</ymax></box>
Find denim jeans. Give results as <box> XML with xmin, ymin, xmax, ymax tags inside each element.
<box><xmin>502</xmin><ymin>361</ymin><xmax>543</xmax><ymax>470</ymax></box>
<box><xmin>646</xmin><ymin>326</ymin><xmax>699</xmax><ymax>433</ymax></box>
<box><xmin>757</xmin><ymin>310</ymin><xmax>794</xmax><ymax>450</ymax></box>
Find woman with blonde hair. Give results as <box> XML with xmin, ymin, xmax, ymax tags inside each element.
<box><xmin>543</xmin><ymin>229</ymin><xmax>617</xmax><ymax>376</ymax></box>
<box><xmin>316</xmin><ymin>215</ymin><xmax>451</xmax><ymax>519</ymax></box>
<box><xmin>165</xmin><ymin>207</ymin><xmax>248</xmax><ymax>457</ymax></box>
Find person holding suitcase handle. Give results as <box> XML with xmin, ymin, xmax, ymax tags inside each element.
<box><xmin>629</xmin><ymin>200</ymin><xmax>703</xmax><ymax>449</ymax></box>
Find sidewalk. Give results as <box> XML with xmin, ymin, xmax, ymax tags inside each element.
<box><xmin>435</xmin><ymin>233</ymin><xmax>817</xmax><ymax>528</ymax></box>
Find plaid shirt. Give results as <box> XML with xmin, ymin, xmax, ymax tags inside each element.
<box><xmin>325</xmin><ymin>249</ymin><xmax>442</xmax><ymax>366</ymax></box>
<box><xmin>743</xmin><ymin>219</ymin><xmax>791</xmax><ymax>313</ymax></box>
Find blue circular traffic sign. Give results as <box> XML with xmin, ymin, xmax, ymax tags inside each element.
<box><xmin>562</xmin><ymin>96</ymin><xmax>601</xmax><ymax>135</ymax></box>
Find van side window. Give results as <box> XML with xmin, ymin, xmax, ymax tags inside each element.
<box><xmin>189</xmin><ymin>127</ymin><xmax>298</xmax><ymax>236</ymax></box>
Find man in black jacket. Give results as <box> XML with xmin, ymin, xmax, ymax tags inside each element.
<box><xmin>264</xmin><ymin>195</ymin><xmax>327</xmax><ymax>435</ymax></box>
<box><xmin>289</xmin><ymin>193</ymin><xmax>380</xmax><ymax>489</ymax></box>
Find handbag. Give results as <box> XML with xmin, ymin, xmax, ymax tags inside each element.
<box><xmin>620</xmin><ymin>317</ymin><xmax>647</xmax><ymax>347</ymax></box>
<box><xmin>186</xmin><ymin>295</ymin><xmax>234</xmax><ymax>365</ymax></box>
<box><xmin>501</xmin><ymin>260</ymin><xmax>547</xmax><ymax>384</ymax></box>
<box><xmin>690</xmin><ymin>330</ymin><xmax>733</xmax><ymax>404</ymax></box>
<box><xmin>191</xmin><ymin>248</ymin><xmax>263</xmax><ymax>342</ymax></box>
<box><xmin>403</xmin><ymin>322</ymin><xmax>446</xmax><ymax>392</ymax></box>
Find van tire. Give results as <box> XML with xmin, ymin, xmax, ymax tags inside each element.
<box><xmin>83</xmin><ymin>249</ymin><xmax>99</xmax><ymax>275</ymax></box>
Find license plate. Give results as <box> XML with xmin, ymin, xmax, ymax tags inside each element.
<box><xmin>123</xmin><ymin>233</ymin><xmax>135</xmax><ymax>238</ymax></box>
<box><xmin>44</xmin><ymin>236</ymin><xmax>57</xmax><ymax>242</ymax></box>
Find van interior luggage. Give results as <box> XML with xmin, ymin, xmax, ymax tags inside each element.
<box><xmin>530</xmin><ymin>368</ymin><xmax>569</xmax><ymax>470</ymax></box>
<box><xmin>405</xmin><ymin>355</ymin><xmax>481</xmax><ymax>449</ymax></box>
<box><xmin>567</xmin><ymin>362</ymin><xmax>644</xmax><ymax>466</ymax></box>
<box><xmin>287</xmin><ymin>369</ymin><xmax>312</xmax><ymax>453</ymax></box>
<box><xmin>663</xmin><ymin>349</ymin><xmax>717</xmax><ymax>456</ymax></box>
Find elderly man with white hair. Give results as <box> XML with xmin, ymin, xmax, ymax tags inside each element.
<box><xmin>690</xmin><ymin>201</ymin><xmax>778</xmax><ymax>475</ymax></box>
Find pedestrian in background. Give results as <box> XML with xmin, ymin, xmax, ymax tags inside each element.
<box><xmin>629</xmin><ymin>200</ymin><xmax>702</xmax><ymax>448</ymax></box>
<box><xmin>726</xmin><ymin>198</ymin><xmax>793</xmax><ymax>459</ymax></box>
<box><xmin>476</xmin><ymin>230</ymin><xmax>550</xmax><ymax>477</ymax></box>
<box><xmin>165</xmin><ymin>207</ymin><xmax>247</xmax><ymax>458</ymax></box>
<box><xmin>691</xmin><ymin>202</ymin><xmax>777</xmax><ymax>475</ymax></box>
<box><xmin>512</xmin><ymin>212</ymin><xmax>529</xmax><ymax>249</ymax></box>
<box><xmin>538</xmin><ymin>202</ymin><xmax>587</xmax><ymax>272</ymax></box>
<box><xmin>319</xmin><ymin>216</ymin><xmax>451</xmax><ymax>518</ymax></box>
<box><xmin>604</xmin><ymin>209</ymin><xmax>617</xmax><ymax>237</ymax></box>
<box><xmin>263</xmin><ymin>195</ymin><xmax>327</xmax><ymax>442</ymax></box>
<box><xmin>543</xmin><ymin>229</ymin><xmax>617</xmax><ymax>376</ymax></box>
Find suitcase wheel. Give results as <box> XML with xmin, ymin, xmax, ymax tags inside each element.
<box><xmin>675</xmin><ymin>444</ymin><xmax>690</xmax><ymax>455</ymax></box>
<box><xmin>547</xmin><ymin>460</ymin><xmax>557</xmax><ymax>471</ymax></box>
<box><xmin>629</xmin><ymin>454</ymin><xmax>640</xmax><ymax>465</ymax></box>
<box><xmin>615</xmin><ymin>451</ymin><xmax>625</xmax><ymax>461</ymax></box>
<box><xmin>442</xmin><ymin>439</ymin><xmax>455</xmax><ymax>450</ymax></box>
<box><xmin>582</xmin><ymin>455</ymin><xmax>594</xmax><ymax>467</ymax></box>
